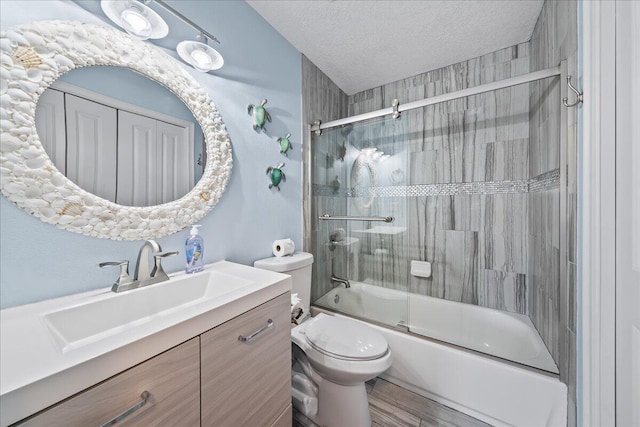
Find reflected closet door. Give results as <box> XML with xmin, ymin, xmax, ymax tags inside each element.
<box><xmin>117</xmin><ymin>111</ymin><xmax>159</xmax><ymax>207</ymax></box>
<box><xmin>156</xmin><ymin>121</ymin><xmax>193</xmax><ymax>204</ymax></box>
<box><xmin>34</xmin><ymin>88</ymin><xmax>66</xmax><ymax>174</ymax></box>
<box><xmin>65</xmin><ymin>94</ymin><xmax>117</xmax><ymax>202</ymax></box>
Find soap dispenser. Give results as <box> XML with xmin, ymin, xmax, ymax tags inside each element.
<box><xmin>185</xmin><ymin>225</ymin><xmax>204</xmax><ymax>273</ymax></box>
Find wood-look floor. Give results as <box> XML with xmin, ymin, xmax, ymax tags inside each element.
<box><xmin>293</xmin><ymin>377</ymin><xmax>491</xmax><ymax>427</ymax></box>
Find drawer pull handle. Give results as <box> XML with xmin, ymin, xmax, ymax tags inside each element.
<box><xmin>238</xmin><ymin>319</ymin><xmax>274</xmax><ymax>342</ymax></box>
<box><xmin>99</xmin><ymin>391</ymin><xmax>150</xmax><ymax>427</ymax></box>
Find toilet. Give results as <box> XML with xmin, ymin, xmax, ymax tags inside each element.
<box><xmin>254</xmin><ymin>252</ymin><xmax>392</xmax><ymax>427</ymax></box>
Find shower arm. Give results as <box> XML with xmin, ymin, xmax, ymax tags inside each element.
<box><xmin>319</xmin><ymin>214</ymin><xmax>394</xmax><ymax>223</ymax></box>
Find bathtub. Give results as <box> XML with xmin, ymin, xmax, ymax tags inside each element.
<box><xmin>314</xmin><ymin>282</ymin><xmax>567</xmax><ymax>427</ymax></box>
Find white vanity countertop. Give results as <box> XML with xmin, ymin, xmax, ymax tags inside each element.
<box><xmin>0</xmin><ymin>260</ymin><xmax>291</xmax><ymax>426</ymax></box>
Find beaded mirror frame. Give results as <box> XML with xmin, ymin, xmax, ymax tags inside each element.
<box><xmin>0</xmin><ymin>20</ymin><xmax>232</xmax><ymax>240</ymax></box>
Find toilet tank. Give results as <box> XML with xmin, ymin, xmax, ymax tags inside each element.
<box><xmin>254</xmin><ymin>252</ymin><xmax>314</xmax><ymax>309</ymax></box>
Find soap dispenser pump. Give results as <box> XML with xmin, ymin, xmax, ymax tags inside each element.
<box><xmin>185</xmin><ymin>224</ymin><xmax>204</xmax><ymax>273</ymax></box>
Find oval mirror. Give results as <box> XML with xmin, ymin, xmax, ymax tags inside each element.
<box><xmin>36</xmin><ymin>67</ymin><xmax>205</xmax><ymax>207</ymax></box>
<box><xmin>0</xmin><ymin>21</ymin><xmax>232</xmax><ymax>240</ymax></box>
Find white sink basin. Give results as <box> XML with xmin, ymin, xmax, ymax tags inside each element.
<box><xmin>1</xmin><ymin>260</ymin><xmax>291</xmax><ymax>427</ymax></box>
<box><xmin>42</xmin><ymin>269</ymin><xmax>253</xmax><ymax>352</ymax></box>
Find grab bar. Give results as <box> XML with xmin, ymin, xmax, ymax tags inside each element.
<box><xmin>319</xmin><ymin>214</ymin><xmax>394</xmax><ymax>223</ymax></box>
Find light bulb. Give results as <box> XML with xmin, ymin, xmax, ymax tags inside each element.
<box><xmin>102</xmin><ymin>0</ymin><xmax>168</xmax><ymax>39</ymax></box>
<box><xmin>190</xmin><ymin>49</ymin><xmax>213</xmax><ymax>68</ymax></box>
<box><xmin>177</xmin><ymin>40</ymin><xmax>224</xmax><ymax>72</ymax></box>
<box><xmin>121</xmin><ymin>6</ymin><xmax>152</xmax><ymax>39</ymax></box>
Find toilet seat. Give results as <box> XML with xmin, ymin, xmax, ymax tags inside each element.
<box><xmin>291</xmin><ymin>313</ymin><xmax>392</xmax><ymax>386</ymax></box>
<box><xmin>304</xmin><ymin>314</ymin><xmax>388</xmax><ymax>361</ymax></box>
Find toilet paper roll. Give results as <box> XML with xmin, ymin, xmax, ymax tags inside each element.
<box><xmin>291</xmin><ymin>301</ymin><xmax>305</xmax><ymax>324</ymax></box>
<box><xmin>272</xmin><ymin>238</ymin><xmax>295</xmax><ymax>257</ymax></box>
<box><xmin>291</xmin><ymin>292</ymin><xmax>305</xmax><ymax>324</ymax></box>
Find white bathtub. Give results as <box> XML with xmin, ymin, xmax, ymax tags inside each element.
<box><xmin>314</xmin><ymin>282</ymin><xmax>567</xmax><ymax>427</ymax></box>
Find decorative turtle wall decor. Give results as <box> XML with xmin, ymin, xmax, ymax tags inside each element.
<box><xmin>266</xmin><ymin>163</ymin><xmax>286</xmax><ymax>190</ymax></box>
<box><xmin>277</xmin><ymin>133</ymin><xmax>293</xmax><ymax>156</ymax></box>
<box><xmin>247</xmin><ymin>99</ymin><xmax>271</xmax><ymax>132</ymax></box>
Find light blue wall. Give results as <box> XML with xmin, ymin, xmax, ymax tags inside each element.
<box><xmin>0</xmin><ymin>0</ymin><xmax>303</xmax><ymax>308</ymax></box>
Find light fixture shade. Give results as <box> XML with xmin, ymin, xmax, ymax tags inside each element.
<box><xmin>177</xmin><ymin>40</ymin><xmax>224</xmax><ymax>72</ymax></box>
<box><xmin>101</xmin><ymin>0</ymin><xmax>169</xmax><ymax>40</ymax></box>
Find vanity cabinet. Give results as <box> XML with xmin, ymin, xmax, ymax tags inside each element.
<box><xmin>13</xmin><ymin>293</ymin><xmax>291</xmax><ymax>427</ymax></box>
<box><xmin>201</xmin><ymin>292</ymin><xmax>291</xmax><ymax>426</ymax></box>
<box><xmin>19</xmin><ymin>337</ymin><xmax>201</xmax><ymax>427</ymax></box>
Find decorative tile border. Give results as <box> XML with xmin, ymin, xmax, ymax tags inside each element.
<box><xmin>528</xmin><ymin>168</ymin><xmax>561</xmax><ymax>192</ymax></box>
<box><xmin>313</xmin><ymin>168</ymin><xmax>560</xmax><ymax>197</ymax></box>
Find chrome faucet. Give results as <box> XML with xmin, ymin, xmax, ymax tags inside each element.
<box><xmin>331</xmin><ymin>275</ymin><xmax>351</xmax><ymax>288</ymax></box>
<box><xmin>99</xmin><ymin>240</ymin><xmax>178</xmax><ymax>293</ymax></box>
<box><xmin>134</xmin><ymin>239</ymin><xmax>162</xmax><ymax>283</ymax></box>
<box><xmin>328</xmin><ymin>233</ymin><xmax>351</xmax><ymax>288</ymax></box>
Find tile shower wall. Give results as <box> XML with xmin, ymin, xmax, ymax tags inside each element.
<box><xmin>346</xmin><ymin>44</ymin><xmax>533</xmax><ymax>314</ymax></box>
<box><xmin>528</xmin><ymin>0</ymin><xmax>578</xmax><ymax>425</ymax></box>
<box><xmin>301</xmin><ymin>55</ymin><xmax>349</xmax><ymax>302</ymax></box>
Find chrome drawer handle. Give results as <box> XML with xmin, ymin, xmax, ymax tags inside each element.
<box><xmin>99</xmin><ymin>391</ymin><xmax>149</xmax><ymax>427</ymax></box>
<box><xmin>238</xmin><ymin>319</ymin><xmax>274</xmax><ymax>342</ymax></box>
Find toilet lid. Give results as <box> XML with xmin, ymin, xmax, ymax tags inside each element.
<box><xmin>304</xmin><ymin>315</ymin><xmax>388</xmax><ymax>360</ymax></box>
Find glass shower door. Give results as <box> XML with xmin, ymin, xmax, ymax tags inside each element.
<box><xmin>310</xmin><ymin>116</ymin><xmax>409</xmax><ymax>330</ymax></box>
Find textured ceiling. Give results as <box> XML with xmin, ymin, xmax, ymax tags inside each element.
<box><xmin>247</xmin><ymin>0</ymin><xmax>544</xmax><ymax>95</ymax></box>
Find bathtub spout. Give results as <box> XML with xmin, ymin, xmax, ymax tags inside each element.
<box><xmin>331</xmin><ymin>275</ymin><xmax>351</xmax><ymax>288</ymax></box>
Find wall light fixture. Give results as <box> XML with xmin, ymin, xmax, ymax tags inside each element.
<box><xmin>177</xmin><ymin>34</ymin><xmax>224</xmax><ymax>72</ymax></box>
<box><xmin>101</xmin><ymin>0</ymin><xmax>224</xmax><ymax>72</ymax></box>
<box><xmin>101</xmin><ymin>0</ymin><xmax>168</xmax><ymax>40</ymax></box>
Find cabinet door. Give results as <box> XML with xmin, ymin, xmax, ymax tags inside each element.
<box><xmin>201</xmin><ymin>293</ymin><xmax>291</xmax><ymax>426</ymax></box>
<box><xmin>20</xmin><ymin>338</ymin><xmax>200</xmax><ymax>427</ymax></box>
<box><xmin>271</xmin><ymin>404</ymin><xmax>293</xmax><ymax>427</ymax></box>
<box><xmin>65</xmin><ymin>94</ymin><xmax>117</xmax><ymax>202</ymax></box>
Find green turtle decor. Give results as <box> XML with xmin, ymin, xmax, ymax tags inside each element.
<box><xmin>277</xmin><ymin>133</ymin><xmax>293</xmax><ymax>156</ymax></box>
<box><xmin>266</xmin><ymin>163</ymin><xmax>286</xmax><ymax>191</ymax></box>
<box><xmin>247</xmin><ymin>99</ymin><xmax>271</xmax><ymax>132</ymax></box>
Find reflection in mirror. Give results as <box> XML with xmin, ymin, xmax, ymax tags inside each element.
<box><xmin>35</xmin><ymin>67</ymin><xmax>205</xmax><ymax>207</ymax></box>
<box><xmin>350</xmin><ymin>153</ymin><xmax>376</xmax><ymax>214</ymax></box>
